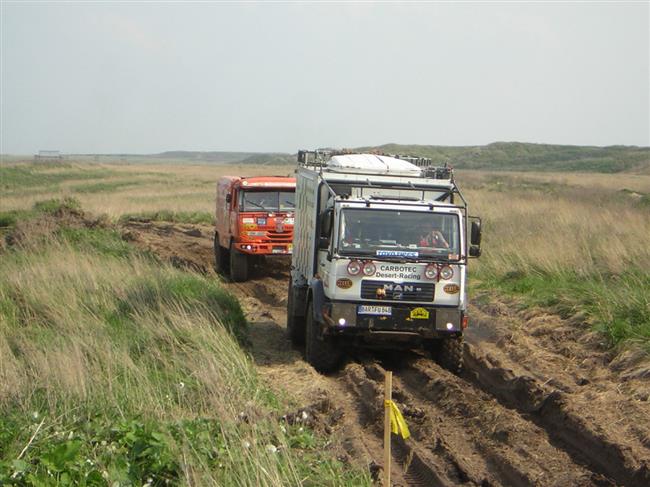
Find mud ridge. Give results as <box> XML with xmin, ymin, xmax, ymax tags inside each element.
<box><xmin>463</xmin><ymin>343</ymin><xmax>650</xmax><ymax>487</ymax></box>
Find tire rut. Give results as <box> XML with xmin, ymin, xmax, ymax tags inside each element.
<box><xmin>389</xmin><ymin>355</ymin><xmax>608</xmax><ymax>486</ymax></box>
<box><xmin>462</xmin><ymin>342</ymin><xmax>650</xmax><ymax>487</ymax></box>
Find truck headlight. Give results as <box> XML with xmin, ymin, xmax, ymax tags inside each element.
<box><xmin>362</xmin><ymin>261</ymin><xmax>376</xmax><ymax>276</ymax></box>
<box><xmin>439</xmin><ymin>265</ymin><xmax>454</xmax><ymax>280</ymax></box>
<box><xmin>424</xmin><ymin>264</ymin><xmax>438</xmax><ymax>280</ymax></box>
<box><xmin>347</xmin><ymin>260</ymin><xmax>362</xmax><ymax>276</ymax></box>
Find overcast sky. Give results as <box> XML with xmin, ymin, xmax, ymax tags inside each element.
<box><xmin>1</xmin><ymin>1</ymin><xmax>648</xmax><ymax>154</ymax></box>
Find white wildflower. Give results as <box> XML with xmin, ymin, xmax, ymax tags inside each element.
<box><xmin>266</xmin><ymin>444</ymin><xmax>278</xmax><ymax>454</ymax></box>
<box><xmin>242</xmin><ymin>440</ymin><xmax>251</xmax><ymax>449</ymax></box>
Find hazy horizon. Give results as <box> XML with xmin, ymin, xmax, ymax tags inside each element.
<box><xmin>2</xmin><ymin>2</ymin><xmax>648</xmax><ymax>155</ymax></box>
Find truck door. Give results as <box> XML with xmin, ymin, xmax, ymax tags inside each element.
<box><xmin>229</xmin><ymin>188</ymin><xmax>238</xmax><ymax>241</ymax></box>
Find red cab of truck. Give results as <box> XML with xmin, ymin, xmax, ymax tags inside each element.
<box><xmin>214</xmin><ymin>176</ymin><xmax>296</xmax><ymax>281</ymax></box>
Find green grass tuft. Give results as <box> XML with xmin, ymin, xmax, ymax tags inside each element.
<box><xmin>478</xmin><ymin>269</ymin><xmax>650</xmax><ymax>353</ymax></box>
<box><xmin>32</xmin><ymin>197</ymin><xmax>82</xmax><ymax>214</ymax></box>
<box><xmin>1</xmin><ymin>198</ymin><xmax>83</xmax><ymax>230</ymax></box>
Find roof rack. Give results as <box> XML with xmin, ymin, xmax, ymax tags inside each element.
<box><xmin>297</xmin><ymin>149</ymin><xmax>453</xmax><ymax>180</ymax></box>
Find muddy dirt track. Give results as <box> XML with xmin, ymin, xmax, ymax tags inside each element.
<box><xmin>122</xmin><ymin>220</ymin><xmax>650</xmax><ymax>487</ymax></box>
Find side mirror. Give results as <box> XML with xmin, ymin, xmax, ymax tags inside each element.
<box><xmin>470</xmin><ymin>217</ymin><xmax>482</xmax><ymax>246</ymax></box>
<box><xmin>319</xmin><ymin>208</ymin><xmax>333</xmax><ymax>237</ymax></box>
<box><xmin>225</xmin><ymin>194</ymin><xmax>232</xmax><ymax>204</ymax></box>
<box><xmin>318</xmin><ymin>236</ymin><xmax>330</xmax><ymax>250</ymax></box>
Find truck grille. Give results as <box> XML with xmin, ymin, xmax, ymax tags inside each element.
<box><xmin>361</xmin><ymin>280</ymin><xmax>434</xmax><ymax>302</ymax></box>
<box><xmin>265</xmin><ymin>231</ymin><xmax>292</xmax><ymax>241</ymax></box>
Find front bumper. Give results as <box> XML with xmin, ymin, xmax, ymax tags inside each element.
<box><xmin>236</xmin><ymin>242</ymin><xmax>292</xmax><ymax>255</ymax></box>
<box><xmin>323</xmin><ymin>301</ymin><xmax>465</xmax><ymax>339</ymax></box>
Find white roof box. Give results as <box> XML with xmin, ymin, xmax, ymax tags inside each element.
<box><xmin>326</xmin><ymin>154</ymin><xmax>422</xmax><ymax>177</ymax></box>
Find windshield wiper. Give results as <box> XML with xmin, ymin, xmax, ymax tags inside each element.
<box><xmin>246</xmin><ymin>200</ymin><xmax>266</xmax><ymax>210</ymax></box>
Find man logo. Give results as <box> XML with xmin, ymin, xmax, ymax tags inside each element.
<box><xmin>381</xmin><ymin>283</ymin><xmax>416</xmax><ymax>300</ymax></box>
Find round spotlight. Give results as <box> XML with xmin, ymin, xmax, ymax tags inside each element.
<box><xmin>347</xmin><ymin>260</ymin><xmax>362</xmax><ymax>276</ymax></box>
<box><xmin>439</xmin><ymin>265</ymin><xmax>454</xmax><ymax>280</ymax></box>
<box><xmin>362</xmin><ymin>261</ymin><xmax>376</xmax><ymax>276</ymax></box>
<box><xmin>424</xmin><ymin>264</ymin><xmax>438</xmax><ymax>280</ymax></box>
<box><xmin>338</xmin><ymin>318</ymin><xmax>346</xmax><ymax>326</ymax></box>
<box><xmin>446</xmin><ymin>322</ymin><xmax>454</xmax><ymax>330</ymax></box>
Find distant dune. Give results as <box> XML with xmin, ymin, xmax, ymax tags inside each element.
<box><xmin>357</xmin><ymin>142</ymin><xmax>650</xmax><ymax>174</ymax></box>
<box><xmin>63</xmin><ymin>142</ymin><xmax>649</xmax><ymax>173</ymax></box>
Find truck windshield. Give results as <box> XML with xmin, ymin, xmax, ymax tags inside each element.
<box><xmin>338</xmin><ymin>209</ymin><xmax>460</xmax><ymax>259</ymax></box>
<box><xmin>241</xmin><ymin>191</ymin><xmax>295</xmax><ymax>212</ymax></box>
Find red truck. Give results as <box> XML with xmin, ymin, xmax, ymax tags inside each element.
<box><xmin>214</xmin><ymin>176</ymin><xmax>296</xmax><ymax>281</ymax></box>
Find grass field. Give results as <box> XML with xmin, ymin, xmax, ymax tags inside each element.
<box><xmin>2</xmin><ymin>160</ymin><xmax>649</xmax><ymax>354</ymax></box>
<box><xmin>461</xmin><ymin>171</ymin><xmax>650</xmax><ymax>353</ymax></box>
<box><xmin>0</xmin><ymin>200</ymin><xmax>367</xmax><ymax>485</ymax></box>
<box><xmin>1</xmin><ymin>159</ymin><xmax>649</xmax><ymax>484</ymax></box>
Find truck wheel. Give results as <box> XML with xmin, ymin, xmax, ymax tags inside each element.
<box><xmin>229</xmin><ymin>243</ymin><xmax>249</xmax><ymax>282</ymax></box>
<box><xmin>434</xmin><ymin>335</ymin><xmax>464</xmax><ymax>374</ymax></box>
<box><xmin>213</xmin><ymin>232</ymin><xmax>229</xmax><ymax>274</ymax></box>
<box><xmin>286</xmin><ymin>278</ymin><xmax>305</xmax><ymax>345</ymax></box>
<box><xmin>305</xmin><ymin>300</ymin><xmax>343</xmax><ymax>373</ymax></box>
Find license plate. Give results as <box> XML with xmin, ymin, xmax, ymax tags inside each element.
<box><xmin>272</xmin><ymin>247</ymin><xmax>285</xmax><ymax>254</ymax></box>
<box><xmin>358</xmin><ymin>305</ymin><xmax>392</xmax><ymax>316</ymax></box>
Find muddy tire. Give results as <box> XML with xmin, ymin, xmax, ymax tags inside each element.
<box><xmin>305</xmin><ymin>300</ymin><xmax>343</xmax><ymax>373</ymax></box>
<box><xmin>287</xmin><ymin>278</ymin><xmax>305</xmax><ymax>345</ymax></box>
<box><xmin>229</xmin><ymin>243</ymin><xmax>249</xmax><ymax>282</ymax></box>
<box><xmin>213</xmin><ymin>233</ymin><xmax>229</xmax><ymax>274</ymax></box>
<box><xmin>434</xmin><ymin>335</ymin><xmax>464</xmax><ymax>374</ymax></box>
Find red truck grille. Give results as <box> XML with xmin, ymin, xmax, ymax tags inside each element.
<box><xmin>266</xmin><ymin>230</ymin><xmax>292</xmax><ymax>241</ymax></box>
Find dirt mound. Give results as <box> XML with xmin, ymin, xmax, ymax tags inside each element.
<box><xmin>120</xmin><ymin>220</ymin><xmax>215</xmax><ymax>273</ymax></box>
<box><xmin>121</xmin><ymin>221</ymin><xmax>650</xmax><ymax>486</ymax></box>
<box><xmin>3</xmin><ymin>206</ymin><xmax>109</xmax><ymax>250</ymax></box>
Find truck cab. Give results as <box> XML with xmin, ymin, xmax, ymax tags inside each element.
<box><xmin>287</xmin><ymin>151</ymin><xmax>482</xmax><ymax>372</ymax></box>
<box><xmin>214</xmin><ymin>176</ymin><xmax>296</xmax><ymax>281</ymax></box>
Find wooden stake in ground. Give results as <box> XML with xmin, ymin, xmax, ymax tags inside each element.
<box><xmin>384</xmin><ymin>370</ymin><xmax>392</xmax><ymax>486</ymax></box>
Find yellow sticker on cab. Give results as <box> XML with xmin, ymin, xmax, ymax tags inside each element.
<box><xmin>410</xmin><ymin>307</ymin><xmax>430</xmax><ymax>320</ymax></box>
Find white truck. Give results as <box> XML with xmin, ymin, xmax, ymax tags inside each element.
<box><xmin>287</xmin><ymin>150</ymin><xmax>482</xmax><ymax>372</ymax></box>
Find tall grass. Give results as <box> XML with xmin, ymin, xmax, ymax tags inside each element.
<box><xmin>0</xmin><ymin>233</ymin><xmax>366</xmax><ymax>485</ymax></box>
<box><xmin>467</xmin><ymin>179</ymin><xmax>650</xmax><ymax>353</ymax></box>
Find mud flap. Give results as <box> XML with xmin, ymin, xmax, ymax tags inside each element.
<box><xmin>309</xmin><ymin>278</ymin><xmax>326</xmax><ymax>325</ymax></box>
<box><xmin>289</xmin><ymin>283</ymin><xmax>307</xmax><ymax>319</ymax></box>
